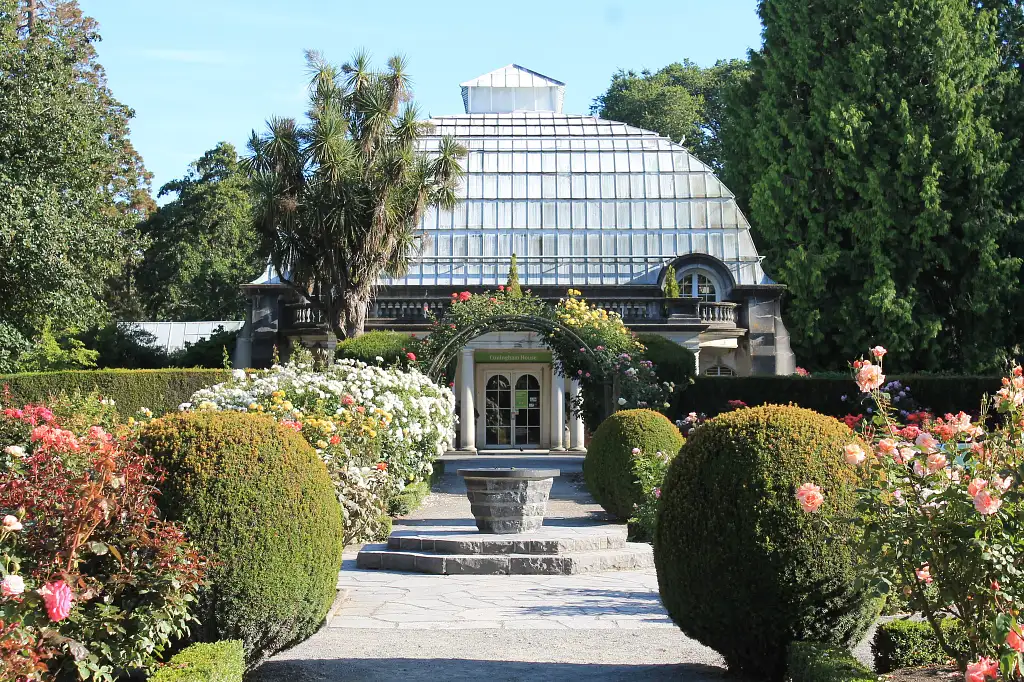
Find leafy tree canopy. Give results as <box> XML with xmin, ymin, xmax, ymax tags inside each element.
<box><xmin>723</xmin><ymin>0</ymin><xmax>1018</xmax><ymax>372</ymax></box>
<box><xmin>136</xmin><ymin>142</ymin><xmax>262</xmax><ymax>321</ymax></box>
<box><xmin>0</xmin><ymin>0</ymin><xmax>153</xmax><ymax>345</ymax></box>
<box><xmin>591</xmin><ymin>59</ymin><xmax>750</xmax><ymax>174</ymax></box>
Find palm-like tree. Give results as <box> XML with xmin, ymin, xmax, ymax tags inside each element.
<box><xmin>246</xmin><ymin>50</ymin><xmax>466</xmax><ymax>339</ymax></box>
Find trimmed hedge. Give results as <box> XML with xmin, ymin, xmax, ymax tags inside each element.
<box><xmin>655</xmin><ymin>405</ymin><xmax>876</xmax><ymax>680</ymax></box>
<box><xmin>336</xmin><ymin>331</ymin><xmax>414</xmax><ymax>367</ymax></box>
<box><xmin>637</xmin><ymin>333</ymin><xmax>697</xmax><ymax>387</ymax></box>
<box><xmin>0</xmin><ymin>368</ymin><xmax>230</xmax><ymax>417</ymax></box>
<box><xmin>150</xmin><ymin>641</ymin><xmax>244</xmax><ymax>682</ymax></box>
<box><xmin>389</xmin><ymin>480</ymin><xmax>432</xmax><ymax>516</ymax></box>
<box><xmin>583</xmin><ymin>409</ymin><xmax>684</xmax><ymax>520</ymax></box>
<box><xmin>872</xmin><ymin>619</ymin><xmax>967</xmax><ymax>673</ymax></box>
<box><xmin>673</xmin><ymin>375</ymin><xmax>1001</xmax><ymax>420</ymax></box>
<box><xmin>141</xmin><ymin>413</ymin><xmax>344</xmax><ymax>670</ymax></box>
<box><xmin>788</xmin><ymin>642</ymin><xmax>875</xmax><ymax>682</ymax></box>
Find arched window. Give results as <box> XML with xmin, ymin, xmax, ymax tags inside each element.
<box><xmin>704</xmin><ymin>364</ymin><xmax>736</xmax><ymax>377</ymax></box>
<box><xmin>679</xmin><ymin>269</ymin><xmax>720</xmax><ymax>302</ymax></box>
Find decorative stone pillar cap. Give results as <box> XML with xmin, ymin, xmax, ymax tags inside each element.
<box><xmin>457</xmin><ymin>468</ymin><xmax>559</xmax><ymax>480</ymax></box>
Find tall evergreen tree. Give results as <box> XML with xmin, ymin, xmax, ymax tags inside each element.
<box><xmin>725</xmin><ymin>0</ymin><xmax>1016</xmax><ymax>372</ymax></box>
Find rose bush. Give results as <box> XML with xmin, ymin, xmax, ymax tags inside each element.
<box><xmin>819</xmin><ymin>347</ymin><xmax>1024</xmax><ymax>678</ymax></box>
<box><xmin>187</xmin><ymin>359</ymin><xmax>454</xmax><ymax>542</ymax></box>
<box><xmin>0</xmin><ymin>401</ymin><xmax>206</xmax><ymax>681</ymax></box>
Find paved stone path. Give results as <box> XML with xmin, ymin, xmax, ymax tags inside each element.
<box><xmin>252</xmin><ymin>456</ymin><xmax>728</xmax><ymax>680</ymax></box>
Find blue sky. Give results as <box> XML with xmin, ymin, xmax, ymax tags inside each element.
<box><xmin>78</xmin><ymin>0</ymin><xmax>763</xmax><ymax>195</ymax></box>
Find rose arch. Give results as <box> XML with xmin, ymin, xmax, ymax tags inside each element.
<box><xmin>423</xmin><ymin>314</ymin><xmax>616</xmax><ymax>422</ymax></box>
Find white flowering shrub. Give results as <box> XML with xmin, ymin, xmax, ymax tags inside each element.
<box><xmin>186</xmin><ymin>359</ymin><xmax>455</xmax><ymax>542</ymax></box>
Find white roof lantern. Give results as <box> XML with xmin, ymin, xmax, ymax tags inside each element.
<box><xmin>460</xmin><ymin>64</ymin><xmax>565</xmax><ymax>114</ymax></box>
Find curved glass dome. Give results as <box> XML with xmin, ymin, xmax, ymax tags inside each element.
<box><xmin>385</xmin><ymin>65</ymin><xmax>770</xmax><ymax>289</ymax></box>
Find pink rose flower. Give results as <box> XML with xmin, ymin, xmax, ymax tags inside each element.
<box><xmin>844</xmin><ymin>443</ymin><xmax>866</xmax><ymax>465</ymax></box>
<box><xmin>915</xmin><ymin>564</ymin><xmax>933</xmax><ymax>584</ymax></box>
<box><xmin>631</xmin><ymin>447</ymin><xmax>641</xmax><ymax>455</ymax></box>
<box><xmin>973</xmin><ymin>490</ymin><xmax>1002</xmax><ymax>516</ymax></box>
<box><xmin>37</xmin><ymin>581</ymin><xmax>73</xmax><ymax>622</ymax></box>
<box><xmin>855</xmin><ymin>362</ymin><xmax>885</xmax><ymax>392</ymax></box>
<box><xmin>405</xmin><ymin>352</ymin><xmax>416</xmax><ymax>361</ymax></box>
<box><xmin>2</xmin><ymin>515</ymin><xmax>22</xmax><ymax>532</ymax></box>
<box><xmin>926</xmin><ymin>452</ymin><xmax>948</xmax><ymax>473</ymax></box>
<box><xmin>1</xmin><ymin>575</ymin><xmax>24</xmax><ymax>597</ymax></box>
<box><xmin>654</xmin><ymin>487</ymin><xmax>661</xmax><ymax>499</ymax></box>
<box><xmin>965</xmin><ymin>657</ymin><xmax>999</xmax><ymax>682</ymax></box>
<box><xmin>915</xmin><ymin>432</ymin><xmax>939</xmax><ymax>452</ymax></box>
<box><xmin>894</xmin><ymin>447</ymin><xmax>915</xmax><ymax>465</ymax></box>
<box><xmin>993</xmin><ymin>474</ymin><xmax>1013</xmax><ymax>492</ymax></box>
<box><xmin>968</xmin><ymin>478</ymin><xmax>988</xmax><ymax>497</ymax></box>
<box><xmin>870</xmin><ymin>346</ymin><xmax>887</xmax><ymax>359</ymax></box>
<box><xmin>878</xmin><ymin>438</ymin><xmax>897</xmax><ymax>455</ymax></box>
<box><xmin>795</xmin><ymin>483</ymin><xmax>824</xmax><ymax>513</ymax></box>
<box><xmin>1007</xmin><ymin>629</ymin><xmax>1024</xmax><ymax>653</ymax></box>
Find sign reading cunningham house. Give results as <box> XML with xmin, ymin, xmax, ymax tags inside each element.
<box><xmin>238</xmin><ymin>64</ymin><xmax>794</xmax><ymax>452</ymax></box>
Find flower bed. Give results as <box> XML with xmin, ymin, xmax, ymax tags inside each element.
<box><xmin>0</xmin><ymin>399</ymin><xmax>206</xmax><ymax>680</ymax></box>
<box><xmin>187</xmin><ymin>359</ymin><xmax>454</xmax><ymax>543</ymax></box>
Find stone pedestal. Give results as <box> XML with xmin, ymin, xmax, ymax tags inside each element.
<box><xmin>458</xmin><ymin>468</ymin><xmax>559</xmax><ymax>533</ymax></box>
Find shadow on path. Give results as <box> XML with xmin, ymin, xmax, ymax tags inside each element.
<box><xmin>251</xmin><ymin>658</ymin><xmax>729</xmax><ymax>682</ymax></box>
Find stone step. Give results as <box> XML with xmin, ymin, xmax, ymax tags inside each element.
<box><xmin>386</xmin><ymin>526</ymin><xmax>627</xmax><ymax>555</ymax></box>
<box><xmin>355</xmin><ymin>543</ymin><xmax>654</xmax><ymax>575</ymax></box>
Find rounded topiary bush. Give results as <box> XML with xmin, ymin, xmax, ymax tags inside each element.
<box><xmin>654</xmin><ymin>405</ymin><xmax>875</xmax><ymax>680</ymax></box>
<box><xmin>583</xmin><ymin>409</ymin><xmax>684</xmax><ymax>519</ymax></box>
<box><xmin>141</xmin><ymin>412</ymin><xmax>344</xmax><ymax>670</ymax></box>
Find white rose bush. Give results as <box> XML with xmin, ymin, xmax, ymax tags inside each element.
<box><xmin>187</xmin><ymin>358</ymin><xmax>455</xmax><ymax>542</ymax></box>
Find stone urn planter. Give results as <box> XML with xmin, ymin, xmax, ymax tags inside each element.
<box><xmin>457</xmin><ymin>468</ymin><xmax>560</xmax><ymax>533</ymax></box>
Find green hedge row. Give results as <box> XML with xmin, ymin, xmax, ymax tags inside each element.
<box><xmin>150</xmin><ymin>641</ymin><xmax>244</xmax><ymax>682</ymax></box>
<box><xmin>0</xmin><ymin>368</ymin><xmax>231</xmax><ymax>417</ymax></box>
<box><xmin>787</xmin><ymin>642</ymin><xmax>874</xmax><ymax>682</ymax></box>
<box><xmin>872</xmin><ymin>619</ymin><xmax>966</xmax><ymax>673</ymax></box>
<box><xmin>673</xmin><ymin>375</ymin><xmax>1001</xmax><ymax>419</ymax></box>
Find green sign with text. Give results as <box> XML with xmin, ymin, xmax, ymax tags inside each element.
<box><xmin>475</xmin><ymin>350</ymin><xmax>552</xmax><ymax>364</ymax></box>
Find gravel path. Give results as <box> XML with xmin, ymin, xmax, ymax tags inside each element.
<box><xmin>250</xmin><ymin>455</ymin><xmax>729</xmax><ymax>681</ymax></box>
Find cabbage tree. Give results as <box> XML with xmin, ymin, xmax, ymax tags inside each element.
<box><xmin>246</xmin><ymin>50</ymin><xmax>465</xmax><ymax>339</ymax></box>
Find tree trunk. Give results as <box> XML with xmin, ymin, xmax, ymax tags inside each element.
<box><xmin>342</xmin><ymin>294</ymin><xmax>369</xmax><ymax>339</ymax></box>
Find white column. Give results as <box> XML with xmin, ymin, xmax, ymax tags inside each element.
<box><xmin>459</xmin><ymin>348</ymin><xmax>477</xmax><ymax>452</ymax></box>
<box><xmin>550</xmin><ymin>372</ymin><xmax>565</xmax><ymax>451</ymax></box>
<box><xmin>568</xmin><ymin>379</ymin><xmax>586</xmax><ymax>452</ymax></box>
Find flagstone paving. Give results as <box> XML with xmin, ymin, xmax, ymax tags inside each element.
<box><xmin>252</xmin><ymin>456</ymin><xmax>728</xmax><ymax>680</ymax></box>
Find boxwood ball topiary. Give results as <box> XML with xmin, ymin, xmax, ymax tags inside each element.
<box><xmin>141</xmin><ymin>412</ymin><xmax>344</xmax><ymax>670</ymax></box>
<box><xmin>654</xmin><ymin>405</ymin><xmax>875</xmax><ymax>680</ymax></box>
<box><xmin>584</xmin><ymin>409</ymin><xmax>684</xmax><ymax>519</ymax></box>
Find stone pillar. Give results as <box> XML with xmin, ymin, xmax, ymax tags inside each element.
<box><xmin>233</xmin><ymin>297</ymin><xmax>254</xmax><ymax>369</ymax></box>
<box><xmin>568</xmin><ymin>379</ymin><xmax>586</xmax><ymax>452</ymax></box>
<box><xmin>549</xmin><ymin>372</ymin><xmax>565</xmax><ymax>451</ymax></box>
<box><xmin>459</xmin><ymin>348</ymin><xmax>477</xmax><ymax>452</ymax></box>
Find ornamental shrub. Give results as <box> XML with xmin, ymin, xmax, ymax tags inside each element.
<box><xmin>787</xmin><ymin>642</ymin><xmax>875</xmax><ymax>682</ymax></box>
<box><xmin>336</xmin><ymin>330</ymin><xmax>414</xmax><ymax>367</ymax></box>
<box><xmin>150</xmin><ymin>641</ymin><xmax>244</xmax><ymax>682</ymax></box>
<box><xmin>141</xmin><ymin>412</ymin><xmax>343</xmax><ymax>670</ymax></box>
<box><xmin>584</xmin><ymin>409</ymin><xmax>683</xmax><ymax>521</ymax></box>
<box><xmin>0</xmin><ymin>402</ymin><xmax>206</xmax><ymax>681</ymax></box>
<box><xmin>654</xmin><ymin>405</ymin><xmax>875</xmax><ymax>680</ymax></box>
<box><xmin>636</xmin><ymin>334</ymin><xmax>696</xmax><ymax>387</ymax></box>
<box><xmin>872</xmin><ymin>619</ymin><xmax>968</xmax><ymax>673</ymax></box>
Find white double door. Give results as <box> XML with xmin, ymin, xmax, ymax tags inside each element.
<box><xmin>482</xmin><ymin>369</ymin><xmax>543</xmax><ymax>448</ymax></box>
